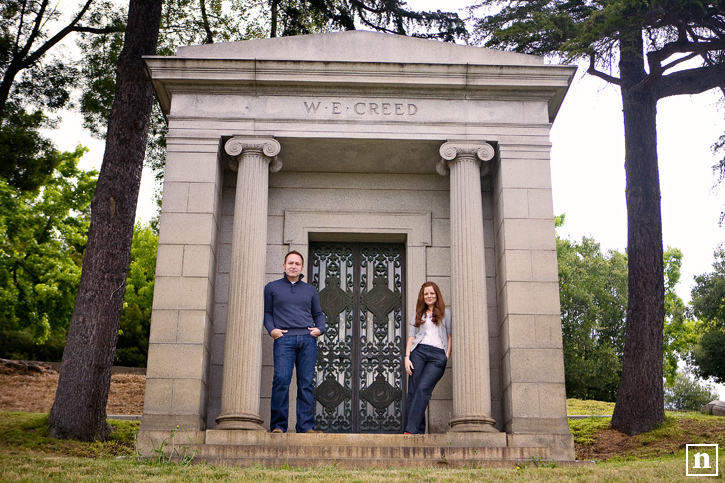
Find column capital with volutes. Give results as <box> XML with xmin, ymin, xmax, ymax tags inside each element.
<box><xmin>436</xmin><ymin>141</ymin><xmax>495</xmax><ymax>176</ymax></box>
<box><xmin>224</xmin><ymin>137</ymin><xmax>282</xmax><ymax>173</ymax></box>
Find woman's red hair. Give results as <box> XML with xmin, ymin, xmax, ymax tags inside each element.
<box><xmin>414</xmin><ymin>282</ymin><xmax>445</xmax><ymax>327</ymax></box>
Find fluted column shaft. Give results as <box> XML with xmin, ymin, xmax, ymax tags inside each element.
<box><xmin>439</xmin><ymin>142</ymin><xmax>497</xmax><ymax>432</ymax></box>
<box><xmin>216</xmin><ymin>137</ymin><xmax>281</xmax><ymax>430</ymax></box>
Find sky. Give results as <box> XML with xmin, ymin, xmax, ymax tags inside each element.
<box><xmin>47</xmin><ymin>0</ymin><xmax>724</xmax><ymax>306</ymax></box>
<box><xmin>550</xmin><ymin>71</ymin><xmax>724</xmax><ymax>303</ymax></box>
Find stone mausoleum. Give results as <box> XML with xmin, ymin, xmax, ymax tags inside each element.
<box><xmin>138</xmin><ymin>31</ymin><xmax>578</xmax><ymax>466</ymax></box>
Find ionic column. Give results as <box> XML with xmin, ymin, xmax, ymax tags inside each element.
<box><xmin>216</xmin><ymin>137</ymin><xmax>282</xmax><ymax>430</ymax></box>
<box><xmin>437</xmin><ymin>141</ymin><xmax>497</xmax><ymax>432</ymax></box>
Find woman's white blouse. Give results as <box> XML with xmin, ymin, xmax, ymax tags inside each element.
<box><xmin>419</xmin><ymin>314</ymin><xmax>445</xmax><ymax>349</ymax></box>
<box><xmin>408</xmin><ymin>308</ymin><xmax>451</xmax><ymax>354</ymax></box>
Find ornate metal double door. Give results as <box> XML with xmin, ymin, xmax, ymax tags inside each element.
<box><xmin>310</xmin><ymin>243</ymin><xmax>406</xmax><ymax>433</ymax></box>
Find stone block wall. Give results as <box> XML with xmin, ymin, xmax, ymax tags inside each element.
<box><xmin>142</xmin><ymin>140</ymin><xmax>223</xmax><ymax>432</ymax></box>
<box><xmin>493</xmin><ymin>143</ymin><xmax>570</xmax><ymax>435</ymax></box>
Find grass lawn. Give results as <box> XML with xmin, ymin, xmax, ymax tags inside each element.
<box><xmin>1</xmin><ymin>408</ymin><xmax>724</xmax><ymax>482</ymax></box>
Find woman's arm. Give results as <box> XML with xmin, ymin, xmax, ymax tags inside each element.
<box><xmin>445</xmin><ymin>308</ymin><xmax>452</xmax><ymax>359</ymax></box>
<box><xmin>404</xmin><ymin>336</ymin><xmax>415</xmax><ymax>375</ymax></box>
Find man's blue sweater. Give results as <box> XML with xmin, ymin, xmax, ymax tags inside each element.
<box><xmin>263</xmin><ymin>275</ymin><xmax>326</xmax><ymax>336</ymax></box>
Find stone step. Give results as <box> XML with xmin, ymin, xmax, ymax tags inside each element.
<box><xmin>188</xmin><ymin>454</ymin><xmax>554</xmax><ymax>469</ymax></box>
<box><xmin>192</xmin><ymin>442</ymin><xmax>549</xmax><ymax>461</ymax></box>
<box><xmin>174</xmin><ymin>432</ymin><xmax>556</xmax><ymax>469</ymax></box>
<box><xmin>138</xmin><ymin>430</ymin><xmax>581</xmax><ymax>469</ymax></box>
<box><xmin>205</xmin><ymin>430</ymin><xmax>509</xmax><ymax>447</ymax></box>
<box><xmin>182</xmin><ymin>442</ymin><xmax>554</xmax><ymax>469</ymax></box>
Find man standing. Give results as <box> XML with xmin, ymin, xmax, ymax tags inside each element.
<box><xmin>264</xmin><ymin>250</ymin><xmax>326</xmax><ymax>433</ymax></box>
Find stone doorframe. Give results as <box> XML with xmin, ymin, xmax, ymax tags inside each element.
<box><xmin>283</xmin><ymin>209</ymin><xmax>431</xmax><ymax>310</ymax></box>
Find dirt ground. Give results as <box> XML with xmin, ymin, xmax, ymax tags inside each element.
<box><xmin>0</xmin><ymin>359</ymin><xmax>145</xmax><ymax>415</ymax></box>
<box><xmin>576</xmin><ymin>417</ymin><xmax>725</xmax><ymax>461</ymax></box>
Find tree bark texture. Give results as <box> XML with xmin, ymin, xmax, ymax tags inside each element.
<box><xmin>48</xmin><ymin>0</ymin><xmax>162</xmax><ymax>441</ymax></box>
<box><xmin>0</xmin><ymin>64</ymin><xmax>20</xmax><ymax>119</ymax></box>
<box><xmin>610</xmin><ymin>32</ymin><xmax>666</xmax><ymax>435</ymax></box>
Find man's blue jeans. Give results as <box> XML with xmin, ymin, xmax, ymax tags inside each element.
<box><xmin>270</xmin><ymin>334</ymin><xmax>318</xmax><ymax>433</ymax></box>
<box><xmin>404</xmin><ymin>343</ymin><xmax>447</xmax><ymax>434</ymax></box>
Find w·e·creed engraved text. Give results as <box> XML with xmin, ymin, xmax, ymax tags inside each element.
<box><xmin>303</xmin><ymin>100</ymin><xmax>418</xmax><ymax>116</ymax></box>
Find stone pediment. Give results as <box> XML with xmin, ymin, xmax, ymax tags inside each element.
<box><xmin>146</xmin><ymin>30</ymin><xmax>576</xmax><ymax>123</ymax></box>
<box><xmin>176</xmin><ymin>30</ymin><xmax>543</xmax><ymax>66</ymax></box>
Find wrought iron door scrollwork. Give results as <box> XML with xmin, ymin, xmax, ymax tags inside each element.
<box><xmin>311</xmin><ymin>243</ymin><xmax>405</xmax><ymax>433</ymax></box>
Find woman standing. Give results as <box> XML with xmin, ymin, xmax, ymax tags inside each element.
<box><xmin>403</xmin><ymin>281</ymin><xmax>451</xmax><ymax>435</ymax></box>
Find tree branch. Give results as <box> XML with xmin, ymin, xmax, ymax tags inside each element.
<box><xmin>588</xmin><ymin>54</ymin><xmax>621</xmax><ymax>86</ymax></box>
<box><xmin>655</xmin><ymin>63</ymin><xmax>725</xmax><ymax>99</ymax></box>
<box><xmin>199</xmin><ymin>0</ymin><xmax>214</xmax><ymax>44</ymax></box>
<box><xmin>13</xmin><ymin>0</ymin><xmax>30</xmax><ymax>55</ymax></box>
<box><xmin>648</xmin><ymin>38</ymin><xmax>725</xmax><ymax>76</ymax></box>
<box><xmin>349</xmin><ymin>0</ymin><xmax>390</xmax><ymax>16</ymax></box>
<box><xmin>72</xmin><ymin>26</ymin><xmax>125</xmax><ymax>35</ymax></box>
<box><xmin>20</xmin><ymin>0</ymin><xmax>96</xmax><ymax>69</ymax></box>
<box><xmin>353</xmin><ymin>7</ymin><xmax>398</xmax><ymax>35</ymax></box>
<box><xmin>17</xmin><ymin>0</ymin><xmax>50</xmax><ymax>61</ymax></box>
<box><xmin>270</xmin><ymin>0</ymin><xmax>278</xmax><ymax>38</ymax></box>
<box><xmin>660</xmin><ymin>52</ymin><xmax>698</xmax><ymax>72</ymax></box>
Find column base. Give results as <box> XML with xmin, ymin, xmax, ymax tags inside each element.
<box><xmin>215</xmin><ymin>412</ymin><xmax>266</xmax><ymax>431</ymax></box>
<box><xmin>450</xmin><ymin>415</ymin><xmax>499</xmax><ymax>433</ymax></box>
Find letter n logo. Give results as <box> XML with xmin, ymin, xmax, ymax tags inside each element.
<box><xmin>686</xmin><ymin>444</ymin><xmax>718</xmax><ymax>476</ymax></box>
<box><xmin>694</xmin><ymin>453</ymin><xmax>710</xmax><ymax>469</ymax></box>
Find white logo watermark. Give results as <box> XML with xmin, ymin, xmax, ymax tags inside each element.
<box><xmin>686</xmin><ymin>444</ymin><xmax>719</xmax><ymax>477</ymax></box>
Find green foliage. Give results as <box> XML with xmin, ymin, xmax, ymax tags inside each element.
<box><xmin>557</xmin><ymin>220</ymin><xmax>692</xmax><ymax>398</ymax></box>
<box><xmin>664</xmin><ymin>371</ymin><xmax>718</xmax><ymax>411</ymax></box>
<box><xmin>557</xmin><ymin>228</ymin><xmax>628</xmax><ymax>401</ymax></box>
<box><xmin>0</xmin><ymin>0</ymin><xmax>105</xmax><ymax>117</ymax></box>
<box><xmin>0</xmin><ymin>130</ymin><xmax>157</xmax><ymax>366</ymax></box>
<box><xmin>12</xmin><ymin>59</ymin><xmax>79</xmax><ymax>112</ymax></box>
<box><xmin>261</xmin><ymin>0</ymin><xmax>467</xmax><ymax>40</ymax></box>
<box><xmin>0</xmin><ymin>0</ymin><xmax>120</xmax><ymax>192</ymax></box>
<box><xmin>470</xmin><ymin>0</ymin><xmax>725</xmax><ymax>69</ymax></box>
<box><xmin>0</xmin><ymin>412</ymin><xmax>138</xmax><ymax>457</ymax></box>
<box><xmin>692</xmin><ymin>328</ymin><xmax>725</xmax><ymax>384</ymax></box>
<box><xmin>77</xmin><ymin>1</ymin><xmax>128</xmax><ymax>140</ymax></box>
<box><xmin>662</xmin><ymin>247</ymin><xmax>698</xmax><ymax>386</ymax></box>
<box><xmin>566</xmin><ymin>398</ymin><xmax>615</xmax><ymax>416</ymax></box>
<box><xmin>568</xmin><ymin>416</ymin><xmax>611</xmax><ymax>446</ymax></box>
<box><xmin>115</xmin><ymin>223</ymin><xmax>158</xmax><ymax>367</ymax></box>
<box><xmin>714</xmin><ymin>135</ymin><xmax>725</xmax><ymax>226</ymax></box>
<box><xmin>78</xmin><ymin>0</ymin><xmax>265</xmax><ymax>179</ymax></box>
<box><xmin>0</xmin><ymin>151</ymin><xmax>97</xmax><ymax>361</ymax></box>
<box><xmin>0</xmin><ymin>104</ymin><xmax>64</xmax><ymax>193</ymax></box>
<box><xmin>690</xmin><ymin>248</ymin><xmax>725</xmax><ymax>383</ymax></box>
<box><xmin>691</xmin><ymin>248</ymin><xmax>725</xmax><ymax>326</ymax></box>
<box><xmin>635</xmin><ymin>416</ymin><xmax>681</xmax><ymax>445</ymax></box>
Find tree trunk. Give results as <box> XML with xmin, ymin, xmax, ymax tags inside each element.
<box><xmin>271</xmin><ymin>0</ymin><xmax>279</xmax><ymax>38</ymax></box>
<box><xmin>0</xmin><ymin>63</ymin><xmax>21</xmax><ymax>120</ymax></box>
<box><xmin>610</xmin><ymin>31</ymin><xmax>666</xmax><ymax>435</ymax></box>
<box><xmin>47</xmin><ymin>0</ymin><xmax>162</xmax><ymax>441</ymax></box>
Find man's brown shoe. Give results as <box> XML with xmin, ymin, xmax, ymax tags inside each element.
<box><xmin>271</xmin><ymin>428</ymin><xmax>283</xmax><ymax>434</ymax></box>
<box><xmin>305</xmin><ymin>429</ymin><xmax>323</xmax><ymax>433</ymax></box>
